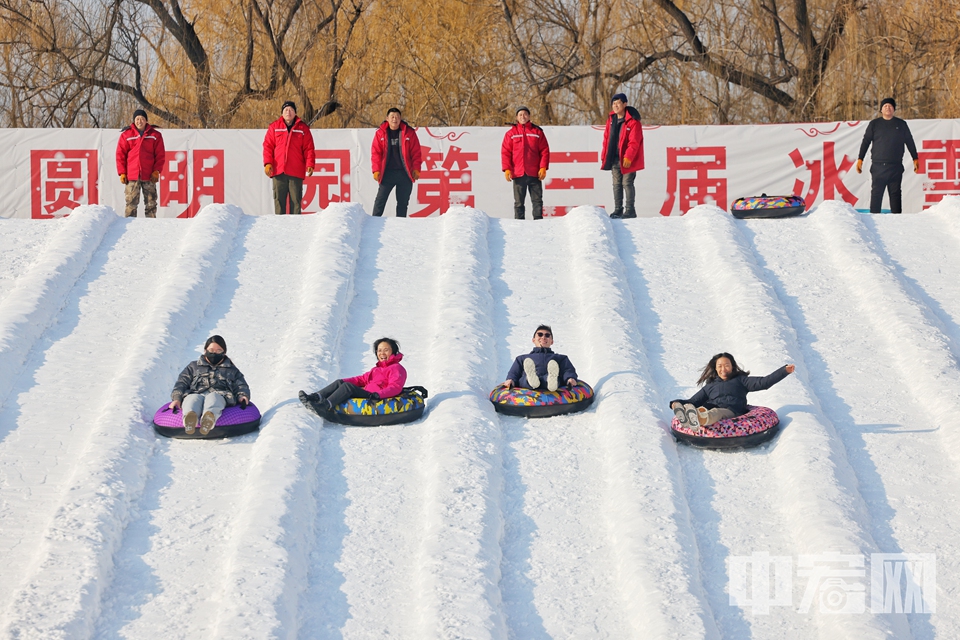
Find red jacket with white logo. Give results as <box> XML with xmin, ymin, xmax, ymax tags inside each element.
<box><xmin>371</xmin><ymin>121</ymin><xmax>423</xmax><ymax>182</ymax></box>
<box><xmin>262</xmin><ymin>116</ymin><xmax>316</xmax><ymax>179</ymax></box>
<box><xmin>116</xmin><ymin>123</ymin><xmax>166</xmax><ymax>181</ymax></box>
<box><xmin>601</xmin><ymin>106</ymin><xmax>644</xmax><ymax>174</ymax></box>
<box><xmin>501</xmin><ymin>121</ymin><xmax>550</xmax><ymax>177</ymax></box>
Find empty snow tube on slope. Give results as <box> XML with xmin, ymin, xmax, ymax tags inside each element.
<box><xmin>731</xmin><ymin>194</ymin><xmax>805</xmax><ymax>219</ymax></box>
<box><xmin>489</xmin><ymin>381</ymin><xmax>595</xmax><ymax>418</ymax></box>
<box><xmin>671</xmin><ymin>405</ymin><xmax>780</xmax><ymax>449</ymax></box>
<box><xmin>301</xmin><ymin>386</ymin><xmax>428</xmax><ymax>426</ymax></box>
<box><xmin>152</xmin><ymin>403</ymin><xmax>262</xmax><ymax>439</ymax></box>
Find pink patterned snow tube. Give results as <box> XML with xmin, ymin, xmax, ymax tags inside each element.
<box><xmin>671</xmin><ymin>405</ymin><xmax>780</xmax><ymax>449</ymax></box>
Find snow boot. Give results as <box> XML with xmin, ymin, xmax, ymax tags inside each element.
<box><xmin>684</xmin><ymin>404</ymin><xmax>701</xmax><ymax>432</ymax></box>
<box><xmin>199</xmin><ymin>411</ymin><xmax>217</xmax><ymax>436</ymax></box>
<box><xmin>671</xmin><ymin>402</ymin><xmax>688</xmax><ymax>427</ymax></box>
<box><xmin>546</xmin><ymin>359</ymin><xmax>560</xmax><ymax>392</ymax></box>
<box><xmin>183</xmin><ymin>411</ymin><xmax>198</xmax><ymax>435</ymax></box>
<box><xmin>523</xmin><ymin>358</ymin><xmax>540</xmax><ymax>389</ymax></box>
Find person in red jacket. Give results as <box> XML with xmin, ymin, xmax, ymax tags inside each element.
<box><xmin>501</xmin><ymin>106</ymin><xmax>550</xmax><ymax>220</ymax></box>
<box><xmin>299</xmin><ymin>337</ymin><xmax>407</xmax><ymax>411</ymax></box>
<box><xmin>370</xmin><ymin>108</ymin><xmax>422</xmax><ymax>217</ymax></box>
<box><xmin>115</xmin><ymin>109</ymin><xmax>165</xmax><ymax>218</ymax></box>
<box><xmin>601</xmin><ymin>93</ymin><xmax>644</xmax><ymax>219</ymax></box>
<box><xmin>263</xmin><ymin>101</ymin><xmax>316</xmax><ymax>215</ymax></box>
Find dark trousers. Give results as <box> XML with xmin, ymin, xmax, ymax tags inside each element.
<box><xmin>512</xmin><ymin>175</ymin><xmax>543</xmax><ymax>220</ymax></box>
<box><xmin>869</xmin><ymin>162</ymin><xmax>904</xmax><ymax>213</ymax></box>
<box><xmin>611</xmin><ymin>164</ymin><xmax>637</xmax><ymax>217</ymax></box>
<box><xmin>273</xmin><ymin>175</ymin><xmax>303</xmax><ymax>215</ymax></box>
<box><xmin>317</xmin><ymin>379</ymin><xmax>376</xmax><ymax>407</ymax></box>
<box><xmin>372</xmin><ymin>170</ymin><xmax>413</xmax><ymax>217</ymax></box>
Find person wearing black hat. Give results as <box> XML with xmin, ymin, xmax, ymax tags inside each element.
<box><xmin>169</xmin><ymin>335</ymin><xmax>251</xmax><ymax>435</ymax></box>
<box><xmin>501</xmin><ymin>106</ymin><xmax>550</xmax><ymax>220</ymax></box>
<box><xmin>263</xmin><ymin>100</ymin><xmax>316</xmax><ymax>215</ymax></box>
<box><xmin>600</xmin><ymin>93</ymin><xmax>644</xmax><ymax>218</ymax></box>
<box><xmin>856</xmin><ymin>97</ymin><xmax>919</xmax><ymax>214</ymax></box>
<box><xmin>115</xmin><ymin>108</ymin><xmax>165</xmax><ymax>217</ymax></box>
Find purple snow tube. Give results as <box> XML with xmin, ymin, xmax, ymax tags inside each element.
<box><xmin>152</xmin><ymin>402</ymin><xmax>262</xmax><ymax>439</ymax></box>
<box><xmin>671</xmin><ymin>405</ymin><xmax>780</xmax><ymax>449</ymax></box>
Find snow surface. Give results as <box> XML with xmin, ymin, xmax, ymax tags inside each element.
<box><xmin>0</xmin><ymin>200</ymin><xmax>958</xmax><ymax>639</ymax></box>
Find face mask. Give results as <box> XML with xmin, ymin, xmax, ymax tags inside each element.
<box><xmin>205</xmin><ymin>351</ymin><xmax>225</xmax><ymax>365</ymax></box>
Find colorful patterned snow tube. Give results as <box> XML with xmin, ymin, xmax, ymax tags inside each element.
<box><xmin>731</xmin><ymin>194</ymin><xmax>805</xmax><ymax>219</ymax></box>
<box><xmin>489</xmin><ymin>381</ymin><xmax>595</xmax><ymax>418</ymax></box>
<box><xmin>671</xmin><ymin>405</ymin><xmax>780</xmax><ymax>449</ymax></box>
<box><xmin>301</xmin><ymin>386</ymin><xmax>428</xmax><ymax>426</ymax></box>
<box><xmin>152</xmin><ymin>402</ymin><xmax>262</xmax><ymax>439</ymax></box>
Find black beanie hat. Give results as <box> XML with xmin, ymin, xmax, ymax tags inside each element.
<box><xmin>611</xmin><ymin>93</ymin><xmax>628</xmax><ymax>104</ymax></box>
<box><xmin>133</xmin><ymin>109</ymin><xmax>147</xmax><ymax>121</ymax></box>
<box><xmin>880</xmin><ymin>97</ymin><xmax>896</xmax><ymax>110</ymax></box>
<box><xmin>204</xmin><ymin>335</ymin><xmax>227</xmax><ymax>352</ymax></box>
<box><xmin>516</xmin><ymin>106</ymin><xmax>530</xmax><ymax>115</ymax></box>
<box><xmin>281</xmin><ymin>100</ymin><xmax>297</xmax><ymax>114</ymax></box>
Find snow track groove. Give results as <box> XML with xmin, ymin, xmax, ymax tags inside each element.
<box><xmin>1</xmin><ymin>206</ymin><xmax>242</xmax><ymax>640</ymax></box>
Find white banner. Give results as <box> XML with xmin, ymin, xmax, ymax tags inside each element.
<box><xmin>3</xmin><ymin>120</ymin><xmax>959</xmax><ymax>219</ymax></box>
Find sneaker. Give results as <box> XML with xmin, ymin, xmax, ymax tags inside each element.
<box><xmin>546</xmin><ymin>360</ymin><xmax>560</xmax><ymax>392</ymax></box>
<box><xmin>183</xmin><ymin>411</ymin><xmax>198</xmax><ymax>435</ymax></box>
<box><xmin>523</xmin><ymin>358</ymin><xmax>540</xmax><ymax>389</ymax></box>
<box><xmin>671</xmin><ymin>402</ymin><xmax>688</xmax><ymax>427</ymax></box>
<box><xmin>199</xmin><ymin>411</ymin><xmax>217</xmax><ymax>436</ymax></box>
<box><xmin>684</xmin><ymin>404</ymin><xmax>701</xmax><ymax>433</ymax></box>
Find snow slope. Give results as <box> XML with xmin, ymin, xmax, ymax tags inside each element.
<box><xmin>0</xmin><ymin>199</ymin><xmax>957</xmax><ymax>639</ymax></box>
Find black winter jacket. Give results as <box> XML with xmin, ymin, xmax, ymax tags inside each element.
<box><xmin>171</xmin><ymin>355</ymin><xmax>251</xmax><ymax>406</ymax></box>
<box><xmin>858</xmin><ymin>117</ymin><xmax>918</xmax><ymax>165</ymax></box>
<box><xmin>673</xmin><ymin>366</ymin><xmax>790</xmax><ymax>416</ymax></box>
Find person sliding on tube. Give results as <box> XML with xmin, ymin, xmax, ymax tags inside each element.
<box><xmin>300</xmin><ymin>337</ymin><xmax>407</xmax><ymax>411</ymax></box>
<box><xmin>169</xmin><ymin>335</ymin><xmax>251</xmax><ymax>435</ymax></box>
<box><xmin>671</xmin><ymin>352</ymin><xmax>794</xmax><ymax>432</ymax></box>
<box><xmin>503</xmin><ymin>325</ymin><xmax>579</xmax><ymax>391</ymax></box>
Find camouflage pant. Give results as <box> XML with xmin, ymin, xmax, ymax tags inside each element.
<box><xmin>125</xmin><ymin>180</ymin><xmax>158</xmax><ymax>218</ymax></box>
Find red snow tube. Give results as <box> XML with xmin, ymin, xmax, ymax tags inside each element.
<box><xmin>152</xmin><ymin>403</ymin><xmax>261</xmax><ymax>439</ymax></box>
<box><xmin>671</xmin><ymin>405</ymin><xmax>779</xmax><ymax>449</ymax></box>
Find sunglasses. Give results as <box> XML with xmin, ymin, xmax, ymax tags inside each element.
<box><xmin>536</xmin><ymin>332</ymin><xmax>552</xmax><ymax>338</ymax></box>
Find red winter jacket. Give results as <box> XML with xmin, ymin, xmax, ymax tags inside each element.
<box><xmin>116</xmin><ymin>123</ymin><xmax>165</xmax><ymax>181</ymax></box>
<box><xmin>601</xmin><ymin>106</ymin><xmax>644</xmax><ymax>174</ymax></box>
<box><xmin>343</xmin><ymin>353</ymin><xmax>407</xmax><ymax>399</ymax></box>
<box><xmin>263</xmin><ymin>116</ymin><xmax>316</xmax><ymax>180</ymax></box>
<box><xmin>371</xmin><ymin>121</ymin><xmax>423</xmax><ymax>182</ymax></box>
<box><xmin>501</xmin><ymin>122</ymin><xmax>550</xmax><ymax>177</ymax></box>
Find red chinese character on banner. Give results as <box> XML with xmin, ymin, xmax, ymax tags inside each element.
<box><xmin>302</xmin><ymin>149</ymin><xmax>351</xmax><ymax>214</ymax></box>
<box><xmin>789</xmin><ymin>141</ymin><xmax>856</xmax><ymax>209</ymax></box>
<box><xmin>918</xmin><ymin>139</ymin><xmax>960</xmax><ymax>208</ymax></box>
<box><xmin>412</xmin><ymin>145</ymin><xmax>477</xmax><ymax>217</ymax></box>
<box><xmin>544</xmin><ymin>150</ymin><xmax>599</xmax><ymax>217</ymax></box>
<box><xmin>660</xmin><ymin>147</ymin><xmax>727</xmax><ymax>216</ymax></box>
<box><xmin>159</xmin><ymin>149</ymin><xmax>225</xmax><ymax>218</ymax></box>
<box><xmin>30</xmin><ymin>150</ymin><xmax>99</xmax><ymax>219</ymax></box>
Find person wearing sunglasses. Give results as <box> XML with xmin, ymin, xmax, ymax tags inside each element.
<box><xmin>503</xmin><ymin>325</ymin><xmax>579</xmax><ymax>392</ymax></box>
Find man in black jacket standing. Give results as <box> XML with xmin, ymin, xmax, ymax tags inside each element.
<box><xmin>856</xmin><ymin>97</ymin><xmax>919</xmax><ymax>214</ymax></box>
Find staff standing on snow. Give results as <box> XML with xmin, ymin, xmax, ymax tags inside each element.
<box><xmin>856</xmin><ymin>97</ymin><xmax>919</xmax><ymax>214</ymax></box>
<box><xmin>370</xmin><ymin>107</ymin><xmax>422</xmax><ymax>217</ymax></box>
<box><xmin>116</xmin><ymin>109</ymin><xmax>165</xmax><ymax>218</ymax></box>
<box><xmin>501</xmin><ymin>106</ymin><xmax>550</xmax><ymax>220</ymax></box>
<box><xmin>169</xmin><ymin>335</ymin><xmax>251</xmax><ymax>436</ymax></box>
<box><xmin>263</xmin><ymin>100</ymin><xmax>316</xmax><ymax>215</ymax></box>
<box><xmin>601</xmin><ymin>93</ymin><xmax>644</xmax><ymax>219</ymax></box>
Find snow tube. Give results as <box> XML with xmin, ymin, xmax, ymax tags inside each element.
<box><xmin>489</xmin><ymin>381</ymin><xmax>595</xmax><ymax>418</ymax></box>
<box><xmin>671</xmin><ymin>405</ymin><xmax>779</xmax><ymax>449</ymax></box>
<box><xmin>152</xmin><ymin>402</ymin><xmax>262</xmax><ymax>439</ymax></box>
<box><xmin>731</xmin><ymin>194</ymin><xmax>805</xmax><ymax>219</ymax></box>
<box><xmin>301</xmin><ymin>386</ymin><xmax>428</xmax><ymax>426</ymax></box>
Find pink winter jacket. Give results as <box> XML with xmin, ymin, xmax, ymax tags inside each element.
<box><xmin>343</xmin><ymin>353</ymin><xmax>407</xmax><ymax>399</ymax></box>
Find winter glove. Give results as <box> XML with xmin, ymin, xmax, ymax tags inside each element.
<box><xmin>306</xmin><ymin>167</ymin><xmax>314</xmax><ymax>177</ymax></box>
<box><xmin>120</xmin><ymin>174</ymin><xmax>128</xmax><ymax>185</ymax></box>
<box><xmin>914</xmin><ymin>158</ymin><xmax>920</xmax><ymax>173</ymax></box>
<box><xmin>264</xmin><ymin>164</ymin><xmax>273</xmax><ymax>177</ymax></box>
<box><xmin>239</xmin><ymin>397</ymin><xmax>249</xmax><ymax>409</ymax></box>
<box><xmin>373</xmin><ymin>171</ymin><xmax>380</xmax><ymax>182</ymax></box>
<box><xmin>150</xmin><ymin>170</ymin><xmax>160</xmax><ymax>183</ymax></box>
<box><xmin>538</xmin><ymin>168</ymin><xmax>547</xmax><ymax>181</ymax></box>
<box><xmin>504</xmin><ymin>170</ymin><xmax>512</xmax><ymax>182</ymax></box>
<box><xmin>413</xmin><ymin>169</ymin><xmax>420</xmax><ymax>181</ymax></box>
<box><xmin>622</xmin><ymin>157</ymin><xmax>632</xmax><ymax>169</ymax></box>
<box><xmin>856</xmin><ymin>159</ymin><xmax>863</xmax><ymax>174</ymax></box>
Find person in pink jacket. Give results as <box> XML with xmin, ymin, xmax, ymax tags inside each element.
<box><xmin>115</xmin><ymin>109</ymin><xmax>165</xmax><ymax>218</ymax></box>
<box><xmin>501</xmin><ymin>106</ymin><xmax>550</xmax><ymax>220</ymax></box>
<box><xmin>299</xmin><ymin>338</ymin><xmax>407</xmax><ymax>411</ymax></box>
<box><xmin>263</xmin><ymin>100</ymin><xmax>316</xmax><ymax>215</ymax></box>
